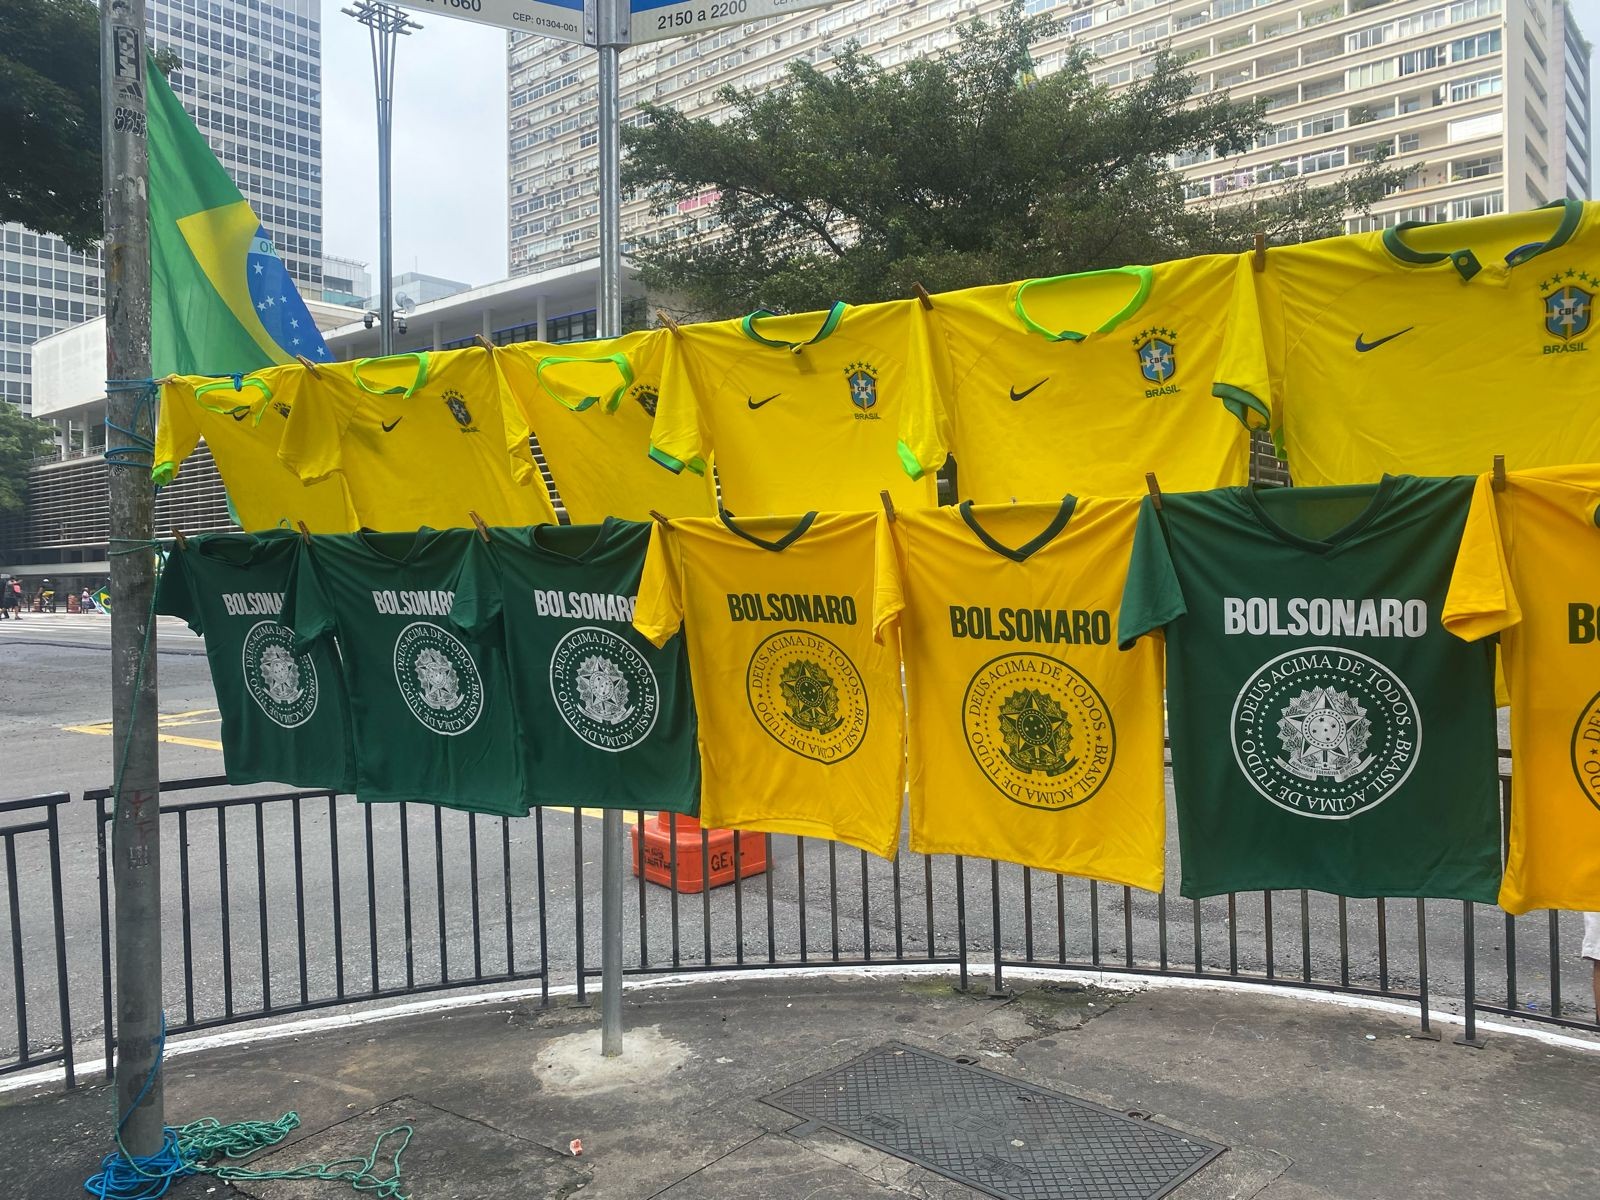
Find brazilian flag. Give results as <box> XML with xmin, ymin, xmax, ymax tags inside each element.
<box><xmin>147</xmin><ymin>62</ymin><xmax>331</xmax><ymax>378</ymax></box>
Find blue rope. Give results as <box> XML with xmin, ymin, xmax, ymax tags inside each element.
<box><xmin>103</xmin><ymin>378</ymin><xmax>159</xmax><ymax>471</ymax></box>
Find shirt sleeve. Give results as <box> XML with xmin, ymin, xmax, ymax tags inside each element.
<box><xmin>1213</xmin><ymin>253</ymin><xmax>1274</xmax><ymax>433</ymax></box>
<box><xmin>648</xmin><ymin>331</ymin><xmax>712</xmax><ymax>477</ymax></box>
<box><xmin>152</xmin><ymin>378</ymin><xmax>204</xmax><ymax>486</ymax></box>
<box><xmin>1116</xmin><ymin>497</ymin><xmax>1188</xmax><ymax>650</ymax></box>
<box><xmin>631</xmin><ymin>524</ymin><xmax>685</xmax><ymax>648</ymax></box>
<box><xmin>1441</xmin><ymin>472</ymin><xmax>1521</xmax><ymax>643</ymax></box>
<box><xmin>872</xmin><ymin>511</ymin><xmax>906</xmax><ymax>645</ymax></box>
<box><xmin>281</xmin><ymin>539</ymin><xmax>339</xmax><ymax>653</ymax></box>
<box><xmin>278</xmin><ymin>373</ymin><xmax>359</xmax><ymax>485</ymax></box>
<box><xmin>447</xmin><ymin>535</ymin><xmax>506</xmax><ymax>646</ymax></box>
<box><xmin>898</xmin><ymin>303</ymin><xmax>955</xmax><ymax>481</ymax></box>
<box><xmin>152</xmin><ymin>546</ymin><xmax>202</xmax><ymax>635</ymax></box>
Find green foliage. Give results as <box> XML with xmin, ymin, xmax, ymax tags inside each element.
<box><xmin>623</xmin><ymin>2</ymin><xmax>1400</xmax><ymax>318</ymax></box>
<box><xmin>0</xmin><ymin>0</ymin><xmax>103</xmax><ymax>251</ymax></box>
<box><xmin>0</xmin><ymin>403</ymin><xmax>56</xmax><ymax>516</ymax></box>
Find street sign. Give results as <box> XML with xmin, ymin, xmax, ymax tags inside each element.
<box><xmin>390</xmin><ymin>0</ymin><xmax>590</xmax><ymax>44</ymax></box>
<box><xmin>628</xmin><ymin>0</ymin><xmax>837</xmax><ymax>45</ymax></box>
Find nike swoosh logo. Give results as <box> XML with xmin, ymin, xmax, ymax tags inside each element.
<box><xmin>746</xmin><ymin>394</ymin><xmax>780</xmax><ymax>410</ymax></box>
<box><xmin>1009</xmin><ymin>379</ymin><xmax>1047</xmax><ymax>402</ymax></box>
<box><xmin>1354</xmin><ymin>327</ymin><xmax>1413</xmax><ymax>353</ymax></box>
<box><xmin>381</xmin><ymin>417</ymin><xmax>403</xmax><ymax>432</ymax></box>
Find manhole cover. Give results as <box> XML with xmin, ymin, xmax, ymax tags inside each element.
<box><xmin>765</xmin><ymin>1043</ymin><xmax>1223</xmax><ymax>1200</ymax></box>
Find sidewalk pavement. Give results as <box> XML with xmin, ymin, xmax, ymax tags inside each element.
<box><xmin>5</xmin><ymin>972</ymin><xmax>1597</xmax><ymax>1199</ymax></box>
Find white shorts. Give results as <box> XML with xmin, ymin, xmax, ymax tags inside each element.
<box><xmin>1584</xmin><ymin>912</ymin><xmax>1600</xmax><ymax>962</ymax></box>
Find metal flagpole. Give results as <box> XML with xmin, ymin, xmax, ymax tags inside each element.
<box><xmin>345</xmin><ymin>2</ymin><xmax>419</xmax><ymax>356</ymax></box>
<box><xmin>100</xmin><ymin>0</ymin><xmax>165</xmax><ymax>1152</ymax></box>
<box><xmin>597</xmin><ymin>0</ymin><xmax>626</xmax><ymax>1059</ymax></box>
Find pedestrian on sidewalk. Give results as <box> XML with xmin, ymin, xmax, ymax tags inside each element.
<box><xmin>1585</xmin><ymin>912</ymin><xmax>1600</xmax><ymax>1025</ymax></box>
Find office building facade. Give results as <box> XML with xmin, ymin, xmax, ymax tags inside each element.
<box><xmin>2</xmin><ymin>0</ymin><xmax>322</xmax><ymax>416</ymax></box>
<box><xmin>507</xmin><ymin>0</ymin><xmax>1591</xmax><ymax>276</ymax></box>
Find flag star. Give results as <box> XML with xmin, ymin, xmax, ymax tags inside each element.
<box><xmin>264</xmin><ymin>296</ymin><xmax>275</xmax><ymax>307</ymax></box>
<box><xmin>292</xmin><ymin>337</ymin><xmax>301</xmax><ymax>346</ymax></box>
<box><xmin>316</xmin><ymin>346</ymin><xmax>329</xmax><ymax>358</ymax></box>
<box><xmin>257</xmin><ymin>301</ymin><xmax>268</xmax><ymax>312</ymax></box>
<box><xmin>253</xmin><ymin>263</ymin><xmax>264</xmax><ymax>275</ymax></box>
<box><xmin>290</xmin><ymin>318</ymin><xmax>299</xmax><ymax>329</ymax></box>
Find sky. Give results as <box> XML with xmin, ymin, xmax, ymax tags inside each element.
<box><xmin>317</xmin><ymin>1</ymin><xmax>1600</xmax><ymax>291</ymax></box>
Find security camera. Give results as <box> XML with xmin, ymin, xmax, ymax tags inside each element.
<box><xmin>363</xmin><ymin>310</ymin><xmax>377</xmax><ymax>329</ymax></box>
<box><xmin>395</xmin><ymin>314</ymin><xmax>409</xmax><ymax>336</ymax></box>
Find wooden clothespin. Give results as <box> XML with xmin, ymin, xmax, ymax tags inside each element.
<box><xmin>171</xmin><ymin>528</ymin><xmax>189</xmax><ymax>551</ymax></box>
<box><xmin>1252</xmin><ymin>231</ymin><xmax>1267</xmax><ymax>273</ymax></box>
<box><xmin>655</xmin><ymin>309</ymin><xmax>681</xmax><ymax>335</ymax></box>
<box><xmin>1145</xmin><ymin>472</ymin><xmax>1163</xmax><ymax>511</ymax></box>
<box><xmin>912</xmin><ymin>283</ymin><xmax>934</xmax><ymax>311</ymax></box>
<box><xmin>295</xmin><ymin>354</ymin><xmax>321</xmax><ymax>376</ymax></box>
<box><xmin>474</xmin><ymin>333</ymin><xmax>494</xmax><ymax>351</ymax></box>
<box><xmin>297</xmin><ymin>520</ymin><xmax>312</xmax><ymax>544</ymax></box>
<box><xmin>1491</xmin><ymin>454</ymin><xmax>1506</xmax><ymax>493</ymax></box>
<box><xmin>879</xmin><ymin>490</ymin><xmax>896</xmax><ymax>522</ymax></box>
<box><xmin>469</xmin><ymin>510</ymin><xmax>491</xmax><ymax>543</ymax></box>
<box><xmin>648</xmin><ymin>510</ymin><xmax>672</xmax><ymax>527</ymax></box>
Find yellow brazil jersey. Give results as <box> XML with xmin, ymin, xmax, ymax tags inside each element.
<box><xmin>1443</xmin><ymin>465</ymin><xmax>1600</xmax><ymax>914</ymax></box>
<box><xmin>874</xmin><ymin>499</ymin><xmax>1166</xmax><ymax>891</ymax></box>
<box><xmin>901</xmin><ymin>257</ymin><xmax>1269</xmax><ymax>502</ymax></box>
<box><xmin>650</xmin><ymin>301</ymin><xmax>936</xmax><ymax>516</ymax></box>
<box><xmin>154</xmin><ymin>366</ymin><xmax>359</xmax><ymax>533</ymax></box>
<box><xmin>495</xmin><ymin>332</ymin><xmax>716</xmax><ymax>523</ymax></box>
<box><xmin>1261</xmin><ymin>199</ymin><xmax>1600</xmax><ymax>486</ymax></box>
<box><xmin>634</xmin><ymin>510</ymin><xmax>906</xmax><ymax>857</ymax></box>
<box><xmin>277</xmin><ymin>347</ymin><xmax>558</xmax><ymax>531</ymax></box>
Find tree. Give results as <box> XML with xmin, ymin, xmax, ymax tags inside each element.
<box><xmin>0</xmin><ymin>0</ymin><xmax>103</xmax><ymax>252</ymax></box>
<box><xmin>623</xmin><ymin>3</ymin><xmax>1400</xmax><ymax>318</ymax></box>
<box><xmin>0</xmin><ymin>403</ymin><xmax>56</xmax><ymax>516</ymax></box>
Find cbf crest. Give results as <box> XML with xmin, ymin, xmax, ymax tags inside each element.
<box><xmin>1132</xmin><ymin>328</ymin><xmax>1180</xmax><ymax>394</ymax></box>
<box><xmin>845</xmin><ymin>362</ymin><xmax>881</xmax><ymax>419</ymax></box>
<box><xmin>1541</xmin><ymin>271</ymin><xmax>1598</xmax><ymax>350</ymax></box>
<box><xmin>442</xmin><ymin>389</ymin><xmax>479</xmax><ymax>431</ymax></box>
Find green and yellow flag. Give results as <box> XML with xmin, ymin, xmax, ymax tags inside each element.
<box><xmin>147</xmin><ymin>62</ymin><xmax>331</xmax><ymax>378</ymax></box>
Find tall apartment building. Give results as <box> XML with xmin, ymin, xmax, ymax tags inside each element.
<box><xmin>507</xmin><ymin>0</ymin><xmax>1591</xmax><ymax>276</ymax></box>
<box><xmin>1</xmin><ymin>0</ymin><xmax>322</xmax><ymax>415</ymax></box>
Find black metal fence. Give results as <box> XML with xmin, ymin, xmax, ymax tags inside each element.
<box><xmin>0</xmin><ymin>771</ymin><xmax>1594</xmax><ymax>1089</ymax></box>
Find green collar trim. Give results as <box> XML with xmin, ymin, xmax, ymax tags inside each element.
<box><xmin>535</xmin><ymin>352</ymin><xmax>634</xmax><ymax>413</ymax></box>
<box><xmin>719</xmin><ymin>510</ymin><xmax>818</xmax><ymax>552</ymax></box>
<box><xmin>1382</xmin><ymin>199</ymin><xmax>1585</xmax><ymax>281</ymax></box>
<box><xmin>1242</xmin><ymin>475</ymin><xmax>1398</xmax><ymax>555</ymax></box>
<box><xmin>740</xmin><ymin>303</ymin><xmax>846</xmax><ymax>351</ymax></box>
<box><xmin>959</xmin><ymin>497</ymin><xmax>1076</xmax><ymax>562</ymax></box>
<box><xmin>353</xmin><ymin>351</ymin><xmax>430</xmax><ymax>398</ymax></box>
<box><xmin>194</xmin><ymin>376</ymin><xmax>274</xmax><ymax>426</ymax></box>
<box><xmin>1013</xmin><ymin>267</ymin><xmax>1153</xmax><ymax>342</ymax></box>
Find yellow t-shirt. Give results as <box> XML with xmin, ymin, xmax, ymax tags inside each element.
<box><xmin>1443</xmin><ymin>465</ymin><xmax>1600</xmax><ymax>914</ymax></box>
<box><xmin>633</xmin><ymin>510</ymin><xmax>906</xmax><ymax>857</ymax></box>
<box><xmin>495</xmin><ymin>331</ymin><xmax>716</xmax><ymax>523</ymax></box>
<box><xmin>277</xmin><ymin>347</ymin><xmax>558</xmax><ymax>530</ymax></box>
<box><xmin>154</xmin><ymin>366</ymin><xmax>359</xmax><ymax>532</ymax></box>
<box><xmin>650</xmin><ymin>301</ymin><xmax>937</xmax><ymax>516</ymax></box>
<box><xmin>1262</xmin><ymin>199</ymin><xmax>1600</xmax><ymax>485</ymax></box>
<box><xmin>901</xmin><ymin>257</ymin><xmax>1269</xmax><ymax>501</ymax></box>
<box><xmin>875</xmin><ymin>499</ymin><xmax>1166</xmax><ymax>890</ymax></box>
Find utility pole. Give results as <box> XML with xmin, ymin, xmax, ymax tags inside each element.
<box><xmin>100</xmin><ymin>0</ymin><xmax>164</xmax><ymax>1152</ymax></box>
<box><xmin>344</xmin><ymin>1</ymin><xmax>419</xmax><ymax>356</ymax></box>
<box><xmin>598</xmin><ymin>0</ymin><xmax>626</xmax><ymax>1059</ymax></box>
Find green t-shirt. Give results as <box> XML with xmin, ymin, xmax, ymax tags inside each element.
<box><xmin>450</xmin><ymin>520</ymin><xmax>699</xmax><ymax>814</ymax></box>
<box><xmin>283</xmin><ymin>529</ymin><xmax>526</xmax><ymax>815</ymax></box>
<box><xmin>1118</xmin><ymin>475</ymin><xmax>1501</xmax><ymax>902</ymax></box>
<box><xmin>155</xmin><ymin>530</ymin><xmax>354</xmax><ymax>791</ymax></box>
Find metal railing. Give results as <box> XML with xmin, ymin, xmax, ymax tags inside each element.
<box><xmin>0</xmin><ymin>793</ymin><xmax>75</xmax><ymax>1085</ymax></box>
<box><xmin>0</xmin><ymin>771</ymin><xmax>1594</xmax><ymax>1089</ymax></box>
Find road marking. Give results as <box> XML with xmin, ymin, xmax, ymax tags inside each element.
<box><xmin>63</xmin><ymin>709</ymin><xmax>225</xmax><ymax>752</ymax></box>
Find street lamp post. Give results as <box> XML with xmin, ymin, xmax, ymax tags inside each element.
<box><xmin>342</xmin><ymin>1</ymin><xmax>419</xmax><ymax>357</ymax></box>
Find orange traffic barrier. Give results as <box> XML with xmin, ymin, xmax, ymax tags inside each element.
<box><xmin>631</xmin><ymin>812</ymin><xmax>767</xmax><ymax>893</ymax></box>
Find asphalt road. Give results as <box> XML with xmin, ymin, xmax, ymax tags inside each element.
<box><xmin>1</xmin><ymin>613</ymin><xmax>1594</xmax><ymax>1071</ymax></box>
